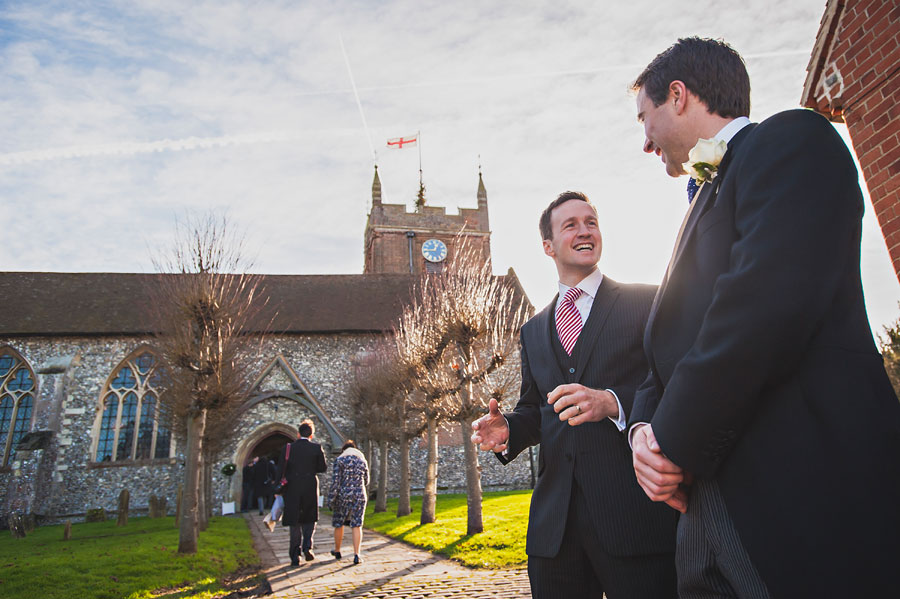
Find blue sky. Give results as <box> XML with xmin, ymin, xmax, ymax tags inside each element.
<box><xmin>1</xmin><ymin>0</ymin><xmax>898</xmax><ymax>336</ymax></box>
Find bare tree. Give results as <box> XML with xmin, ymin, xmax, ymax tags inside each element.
<box><xmin>394</xmin><ymin>286</ymin><xmax>456</xmax><ymax>524</ymax></box>
<box><xmin>148</xmin><ymin>213</ymin><xmax>271</xmax><ymax>554</ymax></box>
<box><xmin>413</xmin><ymin>243</ymin><xmax>529</xmax><ymax>534</ymax></box>
<box><xmin>393</xmin><ymin>238</ymin><xmax>529</xmax><ymax>530</ymax></box>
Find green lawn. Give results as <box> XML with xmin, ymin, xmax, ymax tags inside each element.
<box><xmin>0</xmin><ymin>516</ymin><xmax>260</xmax><ymax>599</ymax></box>
<box><xmin>364</xmin><ymin>489</ymin><xmax>531</xmax><ymax>568</ymax></box>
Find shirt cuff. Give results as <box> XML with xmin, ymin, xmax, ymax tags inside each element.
<box><xmin>627</xmin><ymin>422</ymin><xmax>649</xmax><ymax>450</ymax></box>
<box><xmin>500</xmin><ymin>415</ymin><xmax>512</xmax><ymax>457</ymax></box>
<box><xmin>606</xmin><ymin>389</ymin><xmax>626</xmax><ymax>432</ymax></box>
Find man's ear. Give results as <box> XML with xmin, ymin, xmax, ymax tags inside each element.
<box><xmin>669</xmin><ymin>80</ymin><xmax>688</xmax><ymax>115</ymax></box>
<box><xmin>542</xmin><ymin>238</ymin><xmax>554</xmax><ymax>258</ymax></box>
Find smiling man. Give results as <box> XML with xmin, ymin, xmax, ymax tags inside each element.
<box><xmin>472</xmin><ymin>191</ymin><xmax>677</xmax><ymax>599</ymax></box>
<box><xmin>629</xmin><ymin>37</ymin><xmax>900</xmax><ymax>598</ymax></box>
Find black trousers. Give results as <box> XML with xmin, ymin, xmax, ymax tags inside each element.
<box><xmin>527</xmin><ymin>479</ymin><xmax>677</xmax><ymax>599</ymax></box>
<box><xmin>288</xmin><ymin>522</ymin><xmax>316</xmax><ymax>563</ymax></box>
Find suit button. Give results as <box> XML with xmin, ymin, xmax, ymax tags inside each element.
<box><xmin>566</xmin><ymin>453</ymin><xmax>572</xmax><ymax>462</ymax></box>
<box><xmin>568</xmin><ymin>367</ymin><xmax>575</xmax><ymax>374</ymax></box>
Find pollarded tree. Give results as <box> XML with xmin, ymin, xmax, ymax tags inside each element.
<box><xmin>149</xmin><ymin>213</ymin><xmax>271</xmax><ymax>554</ymax></box>
<box><xmin>414</xmin><ymin>242</ymin><xmax>530</xmax><ymax>534</ymax></box>
<box><xmin>393</xmin><ymin>285</ymin><xmax>457</xmax><ymax>525</ymax></box>
<box><xmin>394</xmin><ymin>238</ymin><xmax>530</xmax><ymax>531</ymax></box>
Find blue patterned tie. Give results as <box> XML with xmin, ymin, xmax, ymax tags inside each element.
<box><xmin>686</xmin><ymin>177</ymin><xmax>699</xmax><ymax>203</ymax></box>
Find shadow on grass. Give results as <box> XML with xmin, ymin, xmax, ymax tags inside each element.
<box><xmin>141</xmin><ymin>566</ymin><xmax>268</xmax><ymax>599</ymax></box>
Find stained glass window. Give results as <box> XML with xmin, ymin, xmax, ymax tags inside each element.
<box><xmin>94</xmin><ymin>348</ymin><xmax>172</xmax><ymax>462</ymax></box>
<box><xmin>0</xmin><ymin>348</ymin><xmax>36</xmax><ymax>466</ymax></box>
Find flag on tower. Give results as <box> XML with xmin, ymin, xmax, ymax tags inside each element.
<box><xmin>387</xmin><ymin>134</ymin><xmax>418</xmax><ymax>149</ymax></box>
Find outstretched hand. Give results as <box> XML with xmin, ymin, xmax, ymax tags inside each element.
<box><xmin>632</xmin><ymin>424</ymin><xmax>690</xmax><ymax>513</ymax></box>
<box><xmin>471</xmin><ymin>398</ymin><xmax>510</xmax><ymax>453</ymax></box>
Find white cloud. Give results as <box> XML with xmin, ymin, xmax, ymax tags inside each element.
<box><xmin>0</xmin><ymin>0</ymin><xmax>897</xmax><ymax>333</ymax></box>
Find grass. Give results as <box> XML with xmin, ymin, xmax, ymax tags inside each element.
<box><xmin>363</xmin><ymin>489</ymin><xmax>531</xmax><ymax>568</ymax></box>
<box><xmin>0</xmin><ymin>516</ymin><xmax>261</xmax><ymax>599</ymax></box>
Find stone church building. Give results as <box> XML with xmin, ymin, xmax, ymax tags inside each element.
<box><xmin>0</xmin><ymin>170</ymin><xmax>534</xmax><ymax>524</ymax></box>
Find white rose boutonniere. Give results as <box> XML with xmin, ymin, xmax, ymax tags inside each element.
<box><xmin>683</xmin><ymin>138</ymin><xmax>728</xmax><ymax>184</ymax></box>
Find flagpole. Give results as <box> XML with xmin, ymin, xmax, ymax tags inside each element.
<box><xmin>418</xmin><ymin>129</ymin><xmax>423</xmax><ymax>191</ymax></box>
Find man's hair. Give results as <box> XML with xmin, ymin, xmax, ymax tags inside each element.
<box><xmin>298</xmin><ymin>419</ymin><xmax>315</xmax><ymax>437</ymax></box>
<box><xmin>631</xmin><ymin>37</ymin><xmax>750</xmax><ymax>118</ymax></box>
<box><xmin>539</xmin><ymin>191</ymin><xmax>596</xmax><ymax>241</ymax></box>
<box><xmin>341</xmin><ymin>439</ymin><xmax>356</xmax><ymax>452</ymax></box>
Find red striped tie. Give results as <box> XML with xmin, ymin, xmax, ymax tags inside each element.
<box><xmin>556</xmin><ymin>287</ymin><xmax>583</xmax><ymax>355</ymax></box>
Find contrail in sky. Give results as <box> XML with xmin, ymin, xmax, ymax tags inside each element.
<box><xmin>0</xmin><ymin>49</ymin><xmax>810</xmax><ymax>166</ymax></box>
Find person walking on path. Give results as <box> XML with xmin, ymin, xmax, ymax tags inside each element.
<box><xmin>327</xmin><ymin>439</ymin><xmax>370</xmax><ymax>565</ymax></box>
<box><xmin>280</xmin><ymin>419</ymin><xmax>327</xmax><ymax>565</ymax></box>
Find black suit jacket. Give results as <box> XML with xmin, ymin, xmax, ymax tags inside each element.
<box><xmin>280</xmin><ymin>438</ymin><xmax>327</xmax><ymax>526</ymax></box>
<box><xmin>498</xmin><ymin>276</ymin><xmax>677</xmax><ymax>558</ymax></box>
<box><xmin>630</xmin><ymin>110</ymin><xmax>900</xmax><ymax>597</ymax></box>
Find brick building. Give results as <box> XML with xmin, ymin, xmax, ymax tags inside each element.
<box><xmin>0</xmin><ymin>172</ymin><xmax>534</xmax><ymax>525</ymax></box>
<box><xmin>802</xmin><ymin>0</ymin><xmax>900</xmax><ymax>278</ymax></box>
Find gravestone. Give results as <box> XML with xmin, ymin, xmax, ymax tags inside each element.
<box><xmin>23</xmin><ymin>513</ymin><xmax>36</xmax><ymax>533</ymax></box>
<box><xmin>63</xmin><ymin>520</ymin><xmax>72</xmax><ymax>540</ymax></box>
<box><xmin>117</xmin><ymin>489</ymin><xmax>129</xmax><ymax>527</ymax></box>
<box><xmin>85</xmin><ymin>508</ymin><xmax>107</xmax><ymax>522</ymax></box>
<box><xmin>8</xmin><ymin>513</ymin><xmax>26</xmax><ymax>539</ymax></box>
<box><xmin>148</xmin><ymin>495</ymin><xmax>160</xmax><ymax>518</ymax></box>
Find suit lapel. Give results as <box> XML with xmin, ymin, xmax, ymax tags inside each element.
<box><xmin>646</xmin><ymin>124</ymin><xmax>756</xmax><ymax>340</ymax></box>
<box><xmin>574</xmin><ymin>278</ymin><xmax>619</xmax><ymax>383</ymax></box>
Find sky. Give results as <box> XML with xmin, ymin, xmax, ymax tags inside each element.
<box><xmin>1</xmin><ymin>0</ymin><xmax>898</xmax><ymax>338</ymax></box>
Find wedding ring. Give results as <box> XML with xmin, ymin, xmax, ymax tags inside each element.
<box><xmin>575</xmin><ymin>404</ymin><xmax>582</xmax><ymax>415</ymax></box>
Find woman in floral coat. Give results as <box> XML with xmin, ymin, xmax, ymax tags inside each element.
<box><xmin>327</xmin><ymin>440</ymin><xmax>370</xmax><ymax>564</ymax></box>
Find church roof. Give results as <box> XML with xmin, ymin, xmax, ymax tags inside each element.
<box><xmin>0</xmin><ymin>271</ymin><xmax>530</xmax><ymax>336</ymax></box>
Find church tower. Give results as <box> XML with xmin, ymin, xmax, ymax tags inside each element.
<box><xmin>363</xmin><ymin>166</ymin><xmax>492</xmax><ymax>274</ymax></box>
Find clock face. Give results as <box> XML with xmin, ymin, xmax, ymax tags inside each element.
<box><xmin>421</xmin><ymin>239</ymin><xmax>448</xmax><ymax>263</ymax></box>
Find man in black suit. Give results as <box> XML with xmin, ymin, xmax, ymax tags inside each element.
<box><xmin>629</xmin><ymin>37</ymin><xmax>900</xmax><ymax>598</ymax></box>
<box><xmin>280</xmin><ymin>419</ymin><xmax>327</xmax><ymax>566</ymax></box>
<box><xmin>472</xmin><ymin>191</ymin><xmax>677</xmax><ymax>599</ymax></box>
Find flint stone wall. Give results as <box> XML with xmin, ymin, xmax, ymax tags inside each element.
<box><xmin>1</xmin><ymin>333</ymin><xmax>533</xmax><ymax>523</ymax></box>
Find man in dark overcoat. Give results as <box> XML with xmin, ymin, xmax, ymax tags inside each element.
<box><xmin>280</xmin><ymin>419</ymin><xmax>327</xmax><ymax>565</ymax></box>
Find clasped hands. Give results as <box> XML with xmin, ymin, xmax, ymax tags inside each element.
<box><xmin>631</xmin><ymin>423</ymin><xmax>691</xmax><ymax>513</ymax></box>
<box><xmin>470</xmin><ymin>384</ymin><xmax>620</xmax><ymax>453</ymax></box>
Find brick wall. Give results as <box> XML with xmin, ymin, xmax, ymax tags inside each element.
<box><xmin>804</xmin><ymin>0</ymin><xmax>900</xmax><ymax>277</ymax></box>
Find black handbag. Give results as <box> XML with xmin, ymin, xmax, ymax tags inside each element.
<box><xmin>271</xmin><ymin>443</ymin><xmax>291</xmax><ymax>494</ymax></box>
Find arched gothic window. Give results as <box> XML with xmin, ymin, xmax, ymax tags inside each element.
<box><xmin>0</xmin><ymin>347</ymin><xmax>36</xmax><ymax>467</ymax></box>
<box><xmin>95</xmin><ymin>349</ymin><xmax>171</xmax><ymax>462</ymax></box>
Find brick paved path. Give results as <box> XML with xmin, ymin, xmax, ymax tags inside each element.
<box><xmin>244</xmin><ymin>513</ymin><xmax>531</xmax><ymax>598</ymax></box>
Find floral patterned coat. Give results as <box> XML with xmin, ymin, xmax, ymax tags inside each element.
<box><xmin>327</xmin><ymin>447</ymin><xmax>369</xmax><ymax>528</ymax></box>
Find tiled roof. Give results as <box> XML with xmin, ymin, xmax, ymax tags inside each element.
<box><xmin>0</xmin><ymin>271</ymin><xmax>530</xmax><ymax>336</ymax></box>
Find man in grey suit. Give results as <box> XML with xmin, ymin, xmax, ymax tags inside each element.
<box><xmin>472</xmin><ymin>191</ymin><xmax>677</xmax><ymax>599</ymax></box>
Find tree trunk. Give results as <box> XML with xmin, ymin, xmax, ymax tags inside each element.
<box><xmin>198</xmin><ymin>452</ymin><xmax>209</xmax><ymax>531</ymax></box>
<box><xmin>178</xmin><ymin>409</ymin><xmax>206</xmax><ymax>554</ymax></box>
<box><xmin>420</xmin><ymin>415</ymin><xmax>438</xmax><ymax>524</ymax></box>
<box><xmin>397</xmin><ymin>431</ymin><xmax>411</xmax><ymax>517</ymax></box>
<box><xmin>375</xmin><ymin>439</ymin><xmax>388</xmax><ymax>512</ymax></box>
<box><xmin>461</xmin><ymin>413</ymin><xmax>483</xmax><ymax>535</ymax></box>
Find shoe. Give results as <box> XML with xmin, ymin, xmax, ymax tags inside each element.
<box><xmin>266</xmin><ymin>520</ymin><xmax>275</xmax><ymax>532</ymax></box>
<box><xmin>289</xmin><ymin>560</ymin><xmax>299</xmax><ymax>567</ymax></box>
<box><xmin>304</xmin><ymin>550</ymin><xmax>315</xmax><ymax>561</ymax></box>
<box><xmin>353</xmin><ymin>554</ymin><xmax>361</xmax><ymax>565</ymax></box>
<box><xmin>330</xmin><ymin>550</ymin><xmax>342</xmax><ymax>560</ymax></box>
